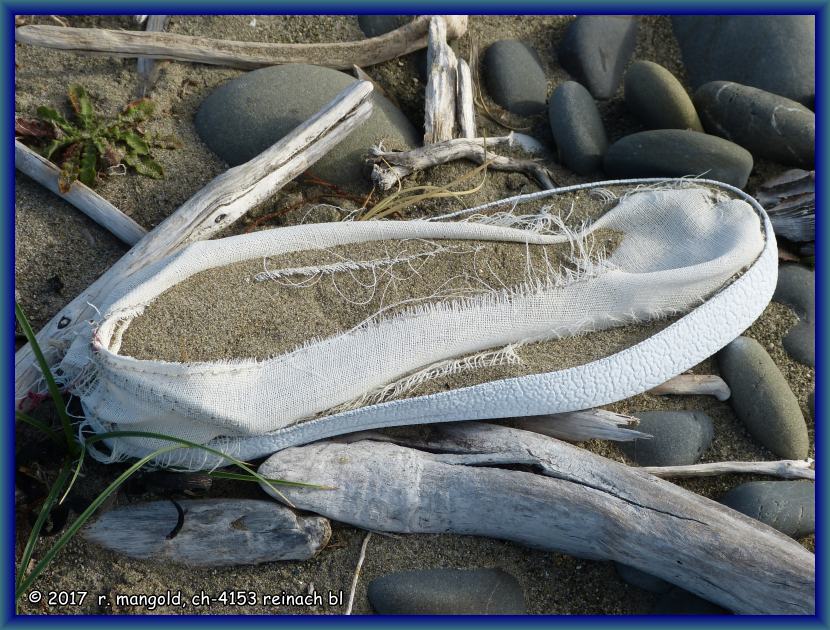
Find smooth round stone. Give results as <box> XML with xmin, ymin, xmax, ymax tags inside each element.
<box><xmin>557</xmin><ymin>15</ymin><xmax>639</xmax><ymax>99</ymax></box>
<box><xmin>620</xmin><ymin>411</ymin><xmax>713</xmax><ymax>466</ymax></box>
<box><xmin>718</xmin><ymin>336</ymin><xmax>809</xmax><ymax>459</ymax></box>
<box><xmin>652</xmin><ymin>588</ymin><xmax>728</xmax><ymax>615</ymax></box>
<box><xmin>694</xmin><ymin>82</ymin><xmax>814</xmax><ymax>168</ymax></box>
<box><xmin>483</xmin><ymin>40</ymin><xmax>547</xmax><ymax>116</ymax></box>
<box><xmin>549</xmin><ymin>81</ymin><xmax>607</xmax><ymax>175</ymax></box>
<box><xmin>624</xmin><ymin>61</ymin><xmax>703</xmax><ymax>131</ymax></box>
<box><xmin>774</xmin><ymin>264</ymin><xmax>815</xmax><ymax>367</ymax></box>
<box><xmin>671</xmin><ymin>16</ymin><xmax>815</xmax><ymax>106</ymax></box>
<box><xmin>357</xmin><ymin>15</ymin><xmax>411</xmax><ymax>37</ymax></box>
<box><xmin>194</xmin><ymin>64</ymin><xmax>419</xmax><ymax>187</ymax></box>
<box><xmin>720</xmin><ymin>481</ymin><xmax>814</xmax><ymax>538</ymax></box>
<box><xmin>367</xmin><ymin>568</ymin><xmax>526</xmax><ymax>614</ymax></box>
<box><xmin>614</xmin><ymin>563</ymin><xmax>672</xmax><ymax>594</ymax></box>
<box><xmin>603</xmin><ymin>130</ymin><xmax>753</xmax><ymax>189</ymax></box>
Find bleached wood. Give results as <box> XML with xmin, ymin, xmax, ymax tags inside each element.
<box><xmin>14</xmin><ymin>81</ymin><xmax>374</xmax><ymax>408</ymax></box>
<box><xmin>455</xmin><ymin>58</ymin><xmax>476</xmax><ymax>138</ymax></box>
<box><xmin>15</xmin><ymin>140</ymin><xmax>146</xmax><ymax>246</ymax></box>
<box><xmin>503</xmin><ymin>409</ymin><xmax>648</xmax><ymax>442</ymax></box>
<box><xmin>260</xmin><ymin>422</ymin><xmax>814</xmax><ymax>614</ymax></box>
<box><xmin>15</xmin><ymin>16</ymin><xmax>469</xmax><ymax>70</ymax></box>
<box><xmin>423</xmin><ymin>17</ymin><xmax>457</xmax><ymax>144</ymax></box>
<box><xmin>370</xmin><ymin>135</ymin><xmax>556</xmax><ymax>190</ymax></box>
<box><xmin>136</xmin><ymin>15</ymin><xmax>170</xmax><ymax>96</ymax></box>
<box><xmin>649</xmin><ymin>374</ymin><xmax>731</xmax><ymax>401</ymax></box>
<box><xmin>83</xmin><ymin>499</ymin><xmax>330</xmax><ymax>566</ymax></box>
<box><xmin>643</xmin><ymin>458</ymin><xmax>815</xmax><ymax>480</ymax></box>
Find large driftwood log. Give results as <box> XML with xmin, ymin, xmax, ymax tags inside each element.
<box><xmin>15</xmin><ymin>140</ymin><xmax>147</xmax><ymax>246</ymax></box>
<box><xmin>260</xmin><ymin>423</ymin><xmax>814</xmax><ymax>614</ymax></box>
<box><xmin>83</xmin><ymin>499</ymin><xmax>330</xmax><ymax>566</ymax></box>
<box><xmin>15</xmin><ymin>16</ymin><xmax>469</xmax><ymax>71</ymax></box>
<box><xmin>455</xmin><ymin>58</ymin><xmax>476</xmax><ymax>138</ymax></box>
<box><xmin>423</xmin><ymin>17</ymin><xmax>457</xmax><ymax>144</ymax></box>
<box><xmin>370</xmin><ymin>136</ymin><xmax>556</xmax><ymax>191</ymax></box>
<box><xmin>15</xmin><ymin>81</ymin><xmax>374</xmax><ymax>408</ymax></box>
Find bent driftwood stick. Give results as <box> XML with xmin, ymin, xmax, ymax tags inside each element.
<box><xmin>83</xmin><ymin>499</ymin><xmax>331</xmax><ymax>566</ymax></box>
<box><xmin>15</xmin><ymin>16</ymin><xmax>469</xmax><ymax>70</ymax></box>
<box><xmin>642</xmin><ymin>458</ymin><xmax>815</xmax><ymax>480</ymax></box>
<box><xmin>15</xmin><ymin>140</ymin><xmax>147</xmax><ymax>246</ymax></box>
<box><xmin>260</xmin><ymin>423</ymin><xmax>814</xmax><ymax>614</ymax></box>
<box><xmin>369</xmin><ymin>136</ymin><xmax>556</xmax><ymax>191</ymax></box>
<box><xmin>15</xmin><ymin>81</ymin><xmax>374</xmax><ymax>408</ymax></box>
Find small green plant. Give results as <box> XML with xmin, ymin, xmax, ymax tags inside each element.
<box><xmin>15</xmin><ymin>84</ymin><xmax>179</xmax><ymax>192</ymax></box>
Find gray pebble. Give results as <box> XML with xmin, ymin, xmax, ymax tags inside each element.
<box><xmin>694</xmin><ymin>82</ymin><xmax>814</xmax><ymax>168</ymax></box>
<box><xmin>194</xmin><ymin>64</ymin><xmax>418</xmax><ymax>187</ymax></box>
<box><xmin>483</xmin><ymin>40</ymin><xmax>547</xmax><ymax>116</ymax></box>
<box><xmin>615</xmin><ymin>563</ymin><xmax>672</xmax><ymax>594</ymax></box>
<box><xmin>549</xmin><ymin>81</ymin><xmax>607</xmax><ymax>175</ymax></box>
<box><xmin>368</xmin><ymin>568</ymin><xmax>526</xmax><ymax>614</ymax></box>
<box><xmin>557</xmin><ymin>15</ymin><xmax>639</xmax><ymax>99</ymax></box>
<box><xmin>774</xmin><ymin>264</ymin><xmax>815</xmax><ymax>367</ymax></box>
<box><xmin>720</xmin><ymin>481</ymin><xmax>814</xmax><ymax>538</ymax></box>
<box><xmin>603</xmin><ymin>129</ymin><xmax>753</xmax><ymax>189</ymax></box>
<box><xmin>624</xmin><ymin>61</ymin><xmax>703</xmax><ymax>131</ymax></box>
<box><xmin>620</xmin><ymin>411</ymin><xmax>714</xmax><ymax>466</ymax></box>
<box><xmin>718</xmin><ymin>336</ymin><xmax>808</xmax><ymax>459</ymax></box>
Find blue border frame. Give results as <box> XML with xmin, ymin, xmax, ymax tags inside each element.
<box><xmin>2</xmin><ymin>2</ymin><xmax>827</xmax><ymax>627</ymax></box>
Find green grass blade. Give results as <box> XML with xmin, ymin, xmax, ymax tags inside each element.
<box><xmin>208</xmin><ymin>470</ymin><xmax>335</xmax><ymax>490</ymax></box>
<box><xmin>16</xmin><ymin>446</ymin><xmax>179</xmax><ymax>602</ymax></box>
<box><xmin>16</xmin><ymin>460</ymin><xmax>72</xmax><ymax>592</ymax></box>
<box><xmin>14</xmin><ymin>303</ymin><xmax>79</xmax><ymax>457</ymax></box>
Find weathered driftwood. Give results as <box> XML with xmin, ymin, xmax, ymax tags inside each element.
<box><xmin>83</xmin><ymin>499</ymin><xmax>330</xmax><ymax>566</ymax></box>
<box><xmin>455</xmin><ymin>58</ymin><xmax>476</xmax><ymax>138</ymax></box>
<box><xmin>643</xmin><ymin>458</ymin><xmax>815</xmax><ymax>481</ymax></box>
<box><xmin>649</xmin><ymin>374</ymin><xmax>731</xmax><ymax>401</ymax></box>
<box><xmin>136</xmin><ymin>15</ymin><xmax>170</xmax><ymax>96</ymax></box>
<box><xmin>369</xmin><ymin>136</ymin><xmax>556</xmax><ymax>191</ymax></box>
<box><xmin>15</xmin><ymin>81</ymin><xmax>374</xmax><ymax>408</ymax></box>
<box><xmin>260</xmin><ymin>422</ymin><xmax>814</xmax><ymax>614</ymax></box>
<box><xmin>15</xmin><ymin>140</ymin><xmax>147</xmax><ymax>246</ymax></box>
<box><xmin>424</xmin><ymin>17</ymin><xmax>457</xmax><ymax>144</ymax></box>
<box><xmin>756</xmin><ymin>169</ymin><xmax>815</xmax><ymax>242</ymax></box>
<box><xmin>15</xmin><ymin>16</ymin><xmax>469</xmax><ymax>71</ymax></box>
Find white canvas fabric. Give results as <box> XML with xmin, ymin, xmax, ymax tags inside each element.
<box><xmin>58</xmin><ymin>179</ymin><xmax>775</xmax><ymax>469</ymax></box>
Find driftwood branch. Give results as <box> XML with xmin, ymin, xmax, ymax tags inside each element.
<box><xmin>643</xmin><ymin>458</ymin><xmax>815</xmax><ymax>480</ymax></box>
<box><xmin>15</xmin><ymin>140</ymin><xmax>147</xmax><ymax>246</ymax></box>
<box><xmin>649</xmin><ymin>374</ymin><xmax>731</xmax><ymax>401</ymax></box>
<box><xmin>260</xmin><ymin>422</ymin><xmax>814</xmax><ymax>614</ymax></box>
<box><xmin>15</xmin><ymin>16</ymin><xmax>469</xmax><ymax>71</ymax></box>
<box><xmin>423</xmin><ymin>17</ymin><xmax>457</xmax><ymax>144</ymax></box>
<box><xmin>15</xmin><ymin>81</ymin><xmax>374</xmax><ymax>408</ymax></box>
<box><xmin>83</xmin><ymin>499</ymin><xmax>330</xmax><ymax>566</ymax></box>
<box><xmin>455</xmin><ymin>58</ymin><xmax>476</xmax><ymax>138</ymax></box>
<box><xmin>370</xmin><ymin>135</ymin><xmax>556</xmax><ymax>191</ymax></box>
<box><xmin>502</xmin><ymin>409</ymin><xmax>648</xmax><ymax>442</ymax></box>
<box><xmin>136</xmin><ymin>15</ymin><xmax>170</xmax><ymax>96</ymax></box>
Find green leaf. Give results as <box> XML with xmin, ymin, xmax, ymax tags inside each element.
<box><xmin>119</xmin><ymin>97</ymin><xmax>155</xmax><ymax>123</ymax></box>
<box><xmin>123</xmin><ymin>152</ymin><xmax>164</xmax><ymax>179</ymax></box>
<box><xmin>78</xmin><ymin>141</ymin><xmax>99</xmax><ymax>188</ymax></box>
<box><xmin>67</xmin><ymin>84</ymin><xmax>95</xmax><ymax>128</ymax></box>
<box><xmin>40</xmin><ymin>138</ymin><xmax>71</xmax><ymax>161</ymax></box>
<box><xmin>57</xmin><ymin>143</ymin><xmax>81</xmax><ymax>193</ymax></box>
<box><xmin>35</xmin><ymin>106</ymin><xmax>74</xmax><ymax>133</ymax></box>
<box><xmin>120</xmin><ymin>131</ymin><xmax>150</xmax><ymax>155</ymax></box>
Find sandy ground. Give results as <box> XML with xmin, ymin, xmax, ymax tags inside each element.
<box><xmin>14</xmin><ymin>15</ymin><xmax>814</xmax><ymax>615</ymax></box>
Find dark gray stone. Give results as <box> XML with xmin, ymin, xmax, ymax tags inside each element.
<box><xmin>614</xmin><ymin>563</ymin><xmax>672</xmax><ymax>594</ymax></box>
<box><xmin>620</xmin><ymin>411</ymin><xmax>714</xmax><ymax>466</ymax></box>
<box><xmin>720</xmin><ymin>481</ymin><xmax>814</xmax><ymax>538</ymax></box>
<box><xmin>624</xmin><ymin>60</ymin><xmax>703</xmax><ymax>131</ymax></box>
<box><xmin>483</xmin><ymin>40</ymin><xmax>547</xmax><ymax>116</ymax></box>
<box><xmin>652</xmin><ymin>588</ymin><xmax>728</xmax><ymax>615</ymax></box>
<box><xmin>368</xmin><ymin>568</ymin><xmax>526</xmax><ymax>614</ymax></box>
<box><xmin>549</xmin><ymin>81</ymin><xmax>607</xmax><ymax>175</ymax></box>
<box><xmin>603</xmin><ymin>130</ymin><xmax>753</xmax><ymax>189</ymax></box>
<box><xmin>194</xmin><ymin>64</ymin><xmax>419</xmax><ymax>187</ymax></box>
<box><xmin>774</xmin><ymin>264</ymin><xmax>815</xmax><ymax>367</ymax></box>
<box><xmin>356</xmin><ymin>16</ymin><xmax>427</xmax><ymax>79</ymax></box>
<box><xmin>718</xmin><ymin>336</ymin><xmax>809</xmax><ymax>459</ymax></box>
<box><xmin>694</xmin><ymin>82</ymin><xmax>814</xmax><ymax>168</ymax></box>
<box><xmin>557</xmin><ymin>16</ymin><xmax>639</xmax><ymax>99</ymax></box>
<box><xmin>672</xmin><ymin>16</ymin><xmax>815</xmax><ymax>106</ymax></box>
